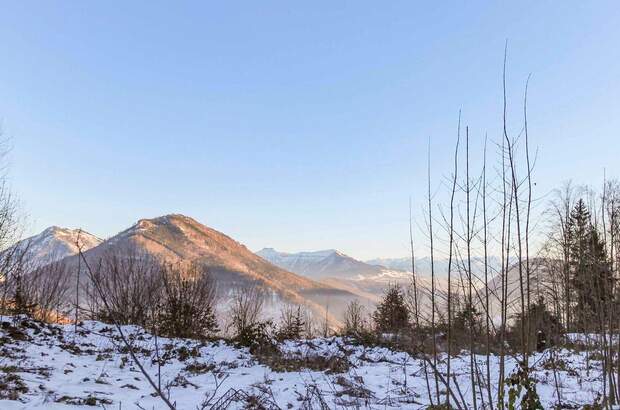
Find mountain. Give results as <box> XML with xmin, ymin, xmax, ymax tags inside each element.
<box><xmin>6</xmin><ymin>226</ymin><xmax>102</xmax><ymax>267</ymax></box>
<box><xmin>257</xmin><ymin>248</ymin><xmax>410</xmax><ymax>281</ymax></box>
<box><xmin>70</xmin><ymin>215</ymin><xmax>359</xmax><ymax>323</ymax></box>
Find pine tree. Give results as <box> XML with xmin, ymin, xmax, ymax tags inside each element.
<box><xmin>373</xmin><ymin>284</ymin><xmax>409</xmax><ymax>333</ymax></box>
<box><xmin>567</xmin><ymin>199</ymin><xmax>614</xmax><ymax>330</ymax></box>
<box><xmin>510</xmin><ymin>296</ymin><xmax>563</xmax><ymax>353</ymax></box>
<box><xmin>452</xmin><ymin>301</ymin><xmax>482</xmax><ymax>337</ymax></box>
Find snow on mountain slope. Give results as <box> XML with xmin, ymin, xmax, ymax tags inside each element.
<box><xmin>0</xmin><ymin>316</ymin><xmax>605</xmax><ymax>409</ymax></box>
<box><xmin>257</xmin><ymin>247</ymin><xmax>411</xmax><ymax>281</ymax></box>
<box><xmin>6</xmin><ymin>226</ymin><xmax>102</xmax><ymax>267</ymax></box>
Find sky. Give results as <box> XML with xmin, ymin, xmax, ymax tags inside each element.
<box><xmin>0</xmin><ymin>2</ymin><xmax>619</xmax><ymax>260</ymax></box>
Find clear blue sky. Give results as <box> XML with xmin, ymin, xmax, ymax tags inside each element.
<box><xmin>0</xmin><ymin>2</ymin><xmax>618</xmax><ymax>260</ymax></box>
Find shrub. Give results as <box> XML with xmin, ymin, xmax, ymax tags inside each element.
<box><xmin>236</xmin><ymin>320</ymin><xmax>274</xmax><ymax>351</ymax></box>
<box><xmin>275</xmin><ymin>305</ymin><xmax>305</xmax><ymax>341</ymax></box>
<box><xmin>157</xmin><ymin>263</ymin><xmax>218</xmax><ymax>339</ymax></box>
<box><xmin>86</xmin><ymin>250</ymin><xmax>162</xmax><ymax>328</ymax></box>
<box><xmin>508</xmin><ymin>296</ymin><xmax>563</xmax><ymax>353</ymax></box>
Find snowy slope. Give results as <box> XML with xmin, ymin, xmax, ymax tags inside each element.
<box><xmin>0</xmin><ymin>317</ymin><xmax>606</xmax><ymax>409</ymax></box>
<box><xmin>5</xmin><ymin>226</ymin><xmax>102</xmax><ymax>267</ymax></box>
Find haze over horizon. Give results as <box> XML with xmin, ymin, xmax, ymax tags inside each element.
<box><xmin>1</xmin><ymin>2</ymin><xmax>619</xmax><ymax>260</ymax></box>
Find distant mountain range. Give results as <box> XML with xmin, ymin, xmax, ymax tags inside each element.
<box><xmin>257</xmin><ymin>248</ymin><xmax>522</xmax><ymax>321</ymax></box>
<box><xmin>256</xmin><ymin>248</ymin><xmax>419</xmax><ymax>306</ymax></box>
<box><xmin>256</xmin><ymin>248</ymin><xmax>410</xmax><ymax>281</ymax></box>
<box><xmin>372</xmin><ymin>257</ymin><xmax>456</xmax><ymax>278</ymax></box>
<box><xmin>256</xmin><ymin>248</ymin><xmax>495</xmax><ymax>282</ymax></box>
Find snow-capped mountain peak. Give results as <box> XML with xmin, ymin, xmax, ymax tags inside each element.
<box><xmin>7</xmin><ymin>226</ymin><xmax>102</xmax><ymax>267</ymax></box>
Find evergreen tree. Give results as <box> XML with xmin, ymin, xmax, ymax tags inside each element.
<box><xmin>510</xmin><ymin>296</ymin><xmax>563</xmax><ymax>352</ymax></box>
<box><xmin>452</xmin><ymin>301</ymin><xmax>482</xmax><ymax>336</ymax></box>
<box><xmin>567</xmin><ymin>199</ymin><xmax>614</xmax><ymax>330</ymax></box>
<box><xmin>373</xmin><ymin>284</ymin><xmax>409</xmax><ymax>333</ymax></box>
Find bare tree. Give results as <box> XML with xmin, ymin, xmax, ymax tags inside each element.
<box><xmin>408</xmin><ymin>201</ymin><xmax>434</xmax><ymax>406</ymax></box>
<box><xmin>482</xmin><ymin>135</ymin><xmax>493</xmax><ymax>409</ymax></box>
<box><xmin>465</xmin><ymin>126</ymin><xmax>477</xmax><ymax>409</ymax></box>
<box><xmin>76</xmin><ymin>245</ymin><xmax>176</xmax><ymax>410</ymax></box>
<box><xmin>445</xmin><ymin>111</ymin><xmax>460</xmax><ymax>408</ymax></box>
<box><xmin>426</xmin><ymin>138</ymin><xmax>440</xmax><ymax>400</ymax></box>
<box><xmin>0</xmin><ymin>141</ymin><xmax>27</xmax><ymax>317</ymax></box>
<box><xmin>342</xmin><ymin>299</ymin><xmax>366</xmax><ymax>336</ymax></box>
<box><xmin>229</xmin><ymin>285</ymin><xmax>267</xmax><ymax>339</ymax></box>
<box><xmin>29</xmin><ymin>260</ymin><xmax>72</xmax><ymax>322</ymax></box>
<box><xmin>85</xmin><ymin>249</ymin><xmax>162</xmax><ymax>327</ymax></box>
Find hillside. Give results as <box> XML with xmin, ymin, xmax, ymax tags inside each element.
<box><xmin>0</xmin><ymin>316</ymin><xmax>604</xmax><ymax>409</ymax></box>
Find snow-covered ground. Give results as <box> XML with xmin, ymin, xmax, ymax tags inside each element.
<box><xmin>0</xmin><ymin>317</ymin><xmax>606</xmax><ymax>409</ymax></box>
